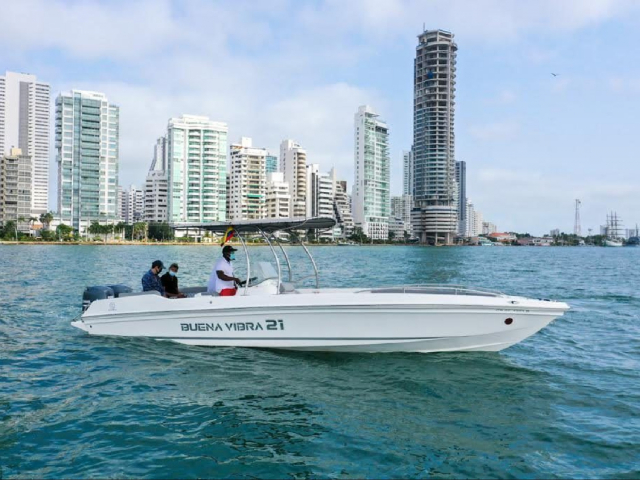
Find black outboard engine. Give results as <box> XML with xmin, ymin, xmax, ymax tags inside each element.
<box><xmin>107</xmin><ymin>284</ymin><xmax>133</xmax><ymax>298</ymax></box>
<box><xmin>82</xmin><ymin>286</ymin><xmax>114</xmax><ymax>312</ymax></box>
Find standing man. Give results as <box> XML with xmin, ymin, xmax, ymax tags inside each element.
<box><xmin>142</xmin><ymin>260</ymin><xmax>166</xmax><ymax>296</ymax></box>
<box><xmin>161</xmin><ymin>263</ymin><xmax>187</xmax><ymax>298</ymax></box>
<box><xmin>208</xmin><ymin>245</ymin><xmax>242</xmax><ymax>296</ymax></box>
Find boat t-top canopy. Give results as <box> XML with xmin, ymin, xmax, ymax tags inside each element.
<box><xmin>171</xmin><ymin>217</ymin><xmax>336</xmax><ymax>294</ymax></box>
<box><xmin>172</xmin><ymin>216</ymin><xmax>336</xmax><ymax>234</ymax></box>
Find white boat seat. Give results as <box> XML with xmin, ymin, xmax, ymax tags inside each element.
<box><xmin>279</xmin><ymin>282</ymin><xmax>297</xmax><ymax>294</ymax></box>
<box><xmin>119</xmin><ymin>291</ymin><xmax>161</xmax><ymax>298</ymax></box>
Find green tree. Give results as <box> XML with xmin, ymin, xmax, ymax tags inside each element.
<box><xmin>56</xmin><ymin>223</ymin><xmax>74</xmax><ymax>241</ymax></box>
<box><xmin>349</xmin><ymin>227</ymin><xmax>368</xmax><ymax>244</ymax></box>
<box><xmin>148</xmin><ymin>222</ymin><xmax>174</xmax><ymax>242</ymax></box>
<box><xmin>2</xmin><ymin>220</ymin><xmax>17</xmax><ymax>240</ymax></box>
<box><xmin>39</xmin><ymin>212</ymin><xmax>54</xmax><ymax>230</ymax></box>
<box><xmin>388</xmin><ymin>230</ymin><xmax>396</xmax><ymax>242</ymax></box>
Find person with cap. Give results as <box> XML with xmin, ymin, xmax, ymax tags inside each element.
<box><xmin>142</xmin><ymin>260</ymin><xmax>166</xmax><ymax>297</ymax></box>
<box><xmin>161</xmin><ymin>263</ymin><xmax>187</xmax><ymax>298</ymax></box>
<box><xmin>207</xmin><ymin>245</ymin><xmax>242</xmax><ymax>296</ymax></box>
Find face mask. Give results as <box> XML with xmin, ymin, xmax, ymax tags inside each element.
<box><xmin>230</xmin><ymin>253</ymin><xmax>236</xmax><ymax>261</ymax></box>
<box><xmin>169</xmin><ymin>271</ymin><xmax>176</xmax><ymax>277</ymax></box>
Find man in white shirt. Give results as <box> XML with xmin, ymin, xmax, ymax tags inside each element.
<box><xmin>207</xmin><ymin>245</ymin><xmax>242</xmax><ymax>296</ymax></box>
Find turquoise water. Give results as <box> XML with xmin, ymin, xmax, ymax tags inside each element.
<box><xmin>1</xmin><ymin>245</ymin><xmax>639</xmax><ymax>479</ymax></box>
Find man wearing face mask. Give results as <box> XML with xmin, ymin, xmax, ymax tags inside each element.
<box><xmin>161</xmin><ymin>263</ymin><xmax>187</xmax><ymax>298</ymax></box>
<box><xmin>142</xmin><ymin>260</ymin><xmax>166</xmax><ymax>297</ymax></box>
<box><xmin>207</xmin><ymin>245</ymin><xmax>242</xmax><ymax>296</ymax></box>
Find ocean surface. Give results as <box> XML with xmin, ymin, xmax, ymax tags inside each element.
<box><xmin>1</xmin><ymin>245</ymin><xmax>639</xmax><ymax>479</ymax></box>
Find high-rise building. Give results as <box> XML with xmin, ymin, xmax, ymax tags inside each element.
<box><xmin>144</xmin><ymin>136</ymin><xmax>169</xmax><ymax>222</ymax></box>
<box><xmin>330</xmin><ymin>168</ymin><xmax>353</xmax><ymax>239</ymax></box>
<box><xmin>402</xmin><ymin>150</ymin><xmax>413</xmax><ymax>196</ymax></box>
<box><xmin>306</xmin><ymin>164</ymin><xmax>335</xmax><ymax>239</ymax></box>
<box><xmin>391</xmin><ymin>194</ymin><xmax>413</xmax><ymax>238</ymax></box>
<box><xmin>352</xmin><ymin>105</ymin><xmax>390</xmax><ymax>240</ymax></box>
<box><xmin>0</xmin><ymin>147</ymin><xmax>32</xmax><ymax>232</ymax></box>
<box><xmin>0</xmin><ymin>71</ymin><xmax>50</xmax><ymax>215</ymax></box>
<box><xmin>56</xmin><ymin>90</ymin><xmax>119</xmax><ymax>231</ymax></box>
<box><xmin>265</xmin><ymin>172</ymin><xmax>291</xmax><ymax>219</ymax></box>
<box><xmin>120</xmin><ymin>185</ymin><xmax>144</xmax><ymax>224</ymax></box>
<box><xmin>265</xmin><ymin>153</ymin><xmax>278</xmax><ymax>174</ymax></box>
<box><xmin>455</xmin><ymin>160</ymin><xmax>466</xmax><ymax>235</ymax></box>
<box><xmin>229</xmin><ymin>137</ymin><xmax>266</xmax><ymax>220</ymax></box>
<box><xmin>464</xmin><ymin>201</ymin><xmax>483</xmax><ymax>237</ymax></box>
<box><xmin>411</xmin><ymin>29</ymin><xmax>458</xmax><ymax>244</ymax></box>
<box><xmin>306</xmin><ymin>164</ymin><xmax>334</xmax><ymax>218</ymax></box>
<box><xmin>280</xmin><ymin>139</ymin><xmax>307</xmax><ymax>217</ymax></box>
<box><xmin>166</xmin><ymin>115</ymin><xmax>227</xmax><ymax>223</ymax></box>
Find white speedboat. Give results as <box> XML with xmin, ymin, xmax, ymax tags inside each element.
<box><xmin>72</xmin><ymin>218</ymin><xmax>569</xmax><ymax>353</ymax></box>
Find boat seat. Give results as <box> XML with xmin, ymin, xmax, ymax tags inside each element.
<box><xmin>119</xmin><ymin>291</ymin><xmax>161</xmax><ymax>298</ymax></box>
<box><xmin>181</xmin><ymin>286</ymin><xmax>208</xmax><ymax>295</ymax></box>
<box><xmin>279</xmin><ymin>282</ymin><xmax>298</xmax><ymax>294</ymax></box>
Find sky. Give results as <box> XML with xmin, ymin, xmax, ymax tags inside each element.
<box><xmin>1</xmin><ymin>0</ymin><xmax>640</xmax><ymax>235</ymax></box>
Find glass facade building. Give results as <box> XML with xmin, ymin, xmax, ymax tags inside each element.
<box><xmin>411</xmin><ymin>29</ymin><xmax>458</xmax><ymax>244</ymax></box>
<box><xmin>167</xmin><ymin>115</ymin><xmax>227</xmax><ymax>223</ymax></box>
<box><xmin>352</xmin><ymin>105</ymin><xmax>390</xmax><ymax>240</ymax></box>
<box><xmin>56</xmin><ymin>90</ymin><xmax>119</xmax><ymax>231</ymax></box>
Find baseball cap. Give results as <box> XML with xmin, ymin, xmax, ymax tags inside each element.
<box><xmin>152</xmin><ymin>260</ymin><xmax>164</xmax><ymax>270</ymax></box>
<box><xmin>222</xmin><ymin>245</ymin><xmax>238</xmax><ymax>254</ymax></box>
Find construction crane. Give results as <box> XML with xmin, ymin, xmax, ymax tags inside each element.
<box><xmin>574</xmin><ymin>199</ymin><xmax>581</xmax><ymax>237</ymax></box>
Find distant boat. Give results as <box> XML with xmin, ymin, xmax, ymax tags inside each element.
<box><xmin>604</xmin><ymin>212</ymin><xmax>624</xmax><ymax>247</ymax></box>
<box><xmin>626</xmin><ymin>224</ymin><xmax>640</xmax><ymax>247</ymax></box>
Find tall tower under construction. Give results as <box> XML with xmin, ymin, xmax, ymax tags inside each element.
<box><xmin>411</xmin><ymin>29</ymin><xmax>458</xmax><ymax>244</ymax></box>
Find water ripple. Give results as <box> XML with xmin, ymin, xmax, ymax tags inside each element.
<box><xmin>1</xmin><ymin>245</ymin><xmax>639</xmax><ymax>478</ymax></box>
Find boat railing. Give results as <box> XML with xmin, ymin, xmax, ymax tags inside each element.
<box><xmin>356</xmin><ymin>284</ymin><xmax>506</xmax><ymax>297</ymax></box>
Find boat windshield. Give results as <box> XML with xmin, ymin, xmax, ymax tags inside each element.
<box><xmin>250</xmin><ymin>261</ymin><xmax>278</xmax><ymax>285</ymax></box>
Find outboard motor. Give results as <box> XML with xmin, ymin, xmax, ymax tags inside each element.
<box><xmin>82</xmin><ymin>286</ymin><xmax>114</xmax><ymax>312</ymax></box>
<box><xmin>107</xmin><ymin>284</ymin><xmax>133</xmax><ymax>298</ymax></box>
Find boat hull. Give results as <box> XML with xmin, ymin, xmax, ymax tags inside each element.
<box><xmin>71</xmin><ymin>293</ymin><xmax>568</xmax><ymax>353</ymax></box>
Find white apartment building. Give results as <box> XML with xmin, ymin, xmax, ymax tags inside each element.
<box><xmin>120</xmin><ymin>185</ymin><xmax>144</xmax><ymax>224</ymax></box>
<box><xmin>482</xmin><ymin>222</ymin><xmax>497</xmax><ymax>235</ymax></box>
<box><xmin>352</xmin><ymin>105</ymin><xmax>390</xmax><ymax>240</ymax></box>
<box><xmin>280</xmin><ymin>139</ymin><xmax>307</xmax><ymax>217</ymax></box>
<box><xmin>229</xmin><ymin>137</ymin><xmax>266</xmax><ymax>221</ymax></box>
<box><xmin>464</xmin><ymin>201</ymin><xmax>483</xmax><ymax>237</ymax></box>
<box><xmin>412</xmin><ymin>30</ymin><xmax>458</xmax><ymax>244</ymax></box>
<box><xmin>307</xmin><ymin>164</ymin><xmax>335</xmax><ymax>239</ymax></box>
<box><xmin>166</xmin><ymin>115</ymin><xmax>227</xmax><ymax>223</ymax></box>
<box><xmin>144</xmin><ymin>136</ymin><xmax>169</xmax><ymax>222</ymax></box>
<box><xmin>265</xmin><ymin>172</ymin><xmax>291</xmax><ymax>218</ymax></box>
<box><xmin>145</xmin><ymin>171</ymin><xmax>168</xmax><ymax>222</ymax></box>
<box><xmin>391</xmin><ymin>194</ymin><xmax>413</xmax><ymax>238</ymax></box>
<box><xmin>0</xmin><ymin>71</ymin><xmax>50</xmax><ymax>215</ymax></box>
<box><xmin>388</xmin><ymin>217</ymin><xmax>407</xmax><ymax>240</ymax></box>
<box><xmin>0</xmin><ymin>147</ymin><xmax>32</xmax><ymax>231</ymax></box>
<box><xmin>56</xmin><ymin>90</ymin><xmax>119</xmax><ymax>231</ymax></box>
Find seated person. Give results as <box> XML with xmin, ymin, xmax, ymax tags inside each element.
<box><xmin>142</xmin><ymin>260</ymin><xmax>166</xmax><ymax>297</ymax></box>
<box><xmin>161</xmin><ymin>263</ymin><xmax>187</xmax><ymax>298</ymax></box>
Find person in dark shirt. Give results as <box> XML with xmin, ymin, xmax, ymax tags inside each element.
<box><xmin>142</xmin><ymin>260</ymin><xmax>166</xmax><ymax>296</ymax></box>
<box><xmin>161</xmin><ymin>263</ymin><xmax>186</xmax><ymax>298</ymax></box>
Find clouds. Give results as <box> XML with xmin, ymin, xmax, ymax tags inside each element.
<box><xmin>469</xmin><ymin>121</ymin><xmax>520</xmax><ymax>141</ymax></box>
<box><xmin>1</xmin><ymin>0</ymin><xmax>640</xmax><ymax>233</ymax></box>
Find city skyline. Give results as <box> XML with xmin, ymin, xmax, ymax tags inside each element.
<box><xmin>1</xmin><ymin>0</ymin><xmax>640</xmax><ymax>234</ymax></box>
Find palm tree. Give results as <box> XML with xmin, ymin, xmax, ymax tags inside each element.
<box><xmin>16</xmin><ymin>215</ymin><xmax>28</xmax><ymax>241</ymax></box>
<box><xmin>115</xmin><ymin>221</ymin><xmax>126</xmax><ymax>241</ymax></box>
<box><xmin>39</xmin><ymin>212</ymin><xmax>54</xmax><ymax>230</ymax></box>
